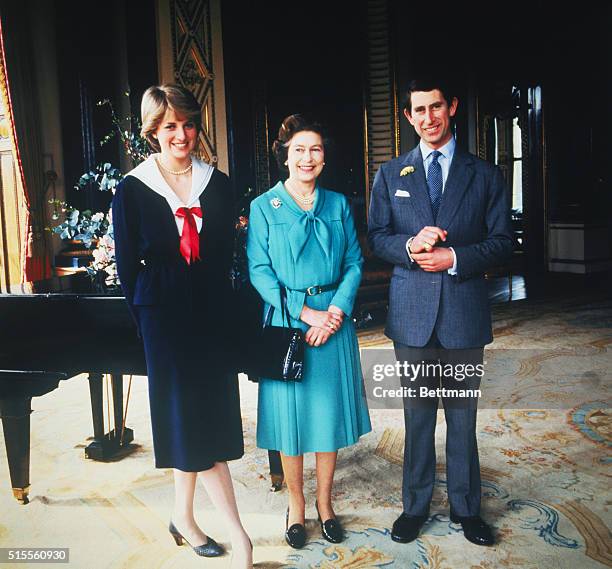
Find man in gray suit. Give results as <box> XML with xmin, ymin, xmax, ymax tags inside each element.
<box><xmin>368</xmin><ymin>79</ymin><xmax>513</xmax><ymax>546</ymax></box>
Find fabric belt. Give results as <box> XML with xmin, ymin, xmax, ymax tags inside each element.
<box><xmin>294</xmin><ymin>282</ymin><xmax>339</xmax><ymax>296</ymax></box>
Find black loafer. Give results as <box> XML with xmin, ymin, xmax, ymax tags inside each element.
<box><xmin>315</xmin><ymin>500</ymin><xmax>344</xmax><ymax>543</ymax></box>
<box><xmin>169</xmin><ymin>521</ymin><xmax>225</xmax><ymax>557</ymax></box>
<box><xmin>285</xmin><ymin>508</ymin><xmax>307</xmax><ymax>549</ymax></box>
<box><xmin>450</xmin><ymin>513</ymin><xmax>495</xmax><ymax>546</ymax></box>
<box><xmin>391</xmin><ymin>513</ymin><xmax>427</xmax><ymax>543</ymax></box>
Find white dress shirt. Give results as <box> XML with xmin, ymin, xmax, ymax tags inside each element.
<box><xmin>406</xmin><ymin>137</ymin><xmax>458</xmax><ymax>274</ymax></box>
<box><xmin>420</xmin><ymin>137</ymin><xmax>455</xmax><ymax>189</ymax></box>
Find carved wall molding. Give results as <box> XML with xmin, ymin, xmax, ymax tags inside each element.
<box><xmin>169</xmin><ymin>0</ymin><xmax>218</xmax><ymax>165</ymax></box>
<box><xmin>156</xmin><ymin>0</ymin><xmax>227</xmax><ymax>170</ymax></box>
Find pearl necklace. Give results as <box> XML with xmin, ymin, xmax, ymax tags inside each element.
<box><xmin>156</xmin><ymin>157</ymin><xmax>193</xmax><ymax>176</ymax></box>
<box><xmin>285</xmin><ymin>180</ymin><xmax>315</xmax><ymax>205</ymax></box>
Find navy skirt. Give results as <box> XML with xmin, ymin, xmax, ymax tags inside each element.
<box><xmin>137</xmin><ymin>303</ymin><xmax>244</xmax><ymax>471</ymax></box>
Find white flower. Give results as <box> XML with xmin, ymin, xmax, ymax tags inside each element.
<box><xmin>91</xmin><ymin>212</ymin><xmax>104</xmax><ymax>223</ymax></box>
<box><xmin>93</xmin><ymin>248</ymin><xmax>109</xmax><ymax>265</ymax></box>
<box><xmin>105</xmin><ymin>265</ymin><xmax>119</xmax><ymax>286</ymax></box>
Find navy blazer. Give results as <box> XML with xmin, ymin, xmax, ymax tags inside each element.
<box><xmin>367</xmin><ymin>145</ymin><xmax>513</xmax><ymax>348</ymax></box>
<box><xmin>112</xmin><ymin>169</ymin><xmax>235</xmax><ymax>331</ymax></box>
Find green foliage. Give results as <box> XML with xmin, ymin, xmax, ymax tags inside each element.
<box><xmin>46</xmin><ymin>199</ymin><xmax>109</xmax><ymax>248</ymax></box>
<box><xmin>50</xmin><ymin>92</ymin><xmax>150</xmax><ymax>246</ymax></box>
<box><xmin>75</xmin><ymin>163</ymin><xmax>124</xmax><ymax>192</ymax></box>
<box><xmin>97</xmin><ymin>96</ymin><xmax>149</xmax><ymax>162</ymax></box>
<box><xmin>73</xmin><ymin>93</ymin><xmax>149</xmax><ymax>193</ymax></box>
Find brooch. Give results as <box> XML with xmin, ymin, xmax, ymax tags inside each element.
<box><xmin>270</xmin><ymin>197</ymin><xmax>282</xmax><ymax>209</ymax></box>
<box><xmin>400</xmin><ymin>166</ymin><xmax>415</xmax><ymax>176</ymax></box>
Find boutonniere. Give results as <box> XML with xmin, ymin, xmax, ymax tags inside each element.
<box><xmin>400</xmin><ymin>166</ymin><xmax>415</xmax><ymax>176</ymax></box>
<box><xmin>270</xmin><ymin>197</ymin><xmax>282</xmax><ymax>209</ymax></box>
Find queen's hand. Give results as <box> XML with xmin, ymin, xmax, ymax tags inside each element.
<box><xmin>327</xmin><ymin>304</ymin><xmax>344</xmax><ymax>329</ymax></box>
<box><xmin>305</xmin><ymin>326</ymin><xmax>332</xmax><ymax>347</ymax></box>
<box><xmin>300</xmin><ymin>305</ymin><xmax>342</xmax><ymax>332</ymax></box>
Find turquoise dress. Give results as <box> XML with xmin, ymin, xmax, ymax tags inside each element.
<box><xmin>247</xmin><ymin>182</ymin><xmax>371</xmax><ymax>455</ymax></box>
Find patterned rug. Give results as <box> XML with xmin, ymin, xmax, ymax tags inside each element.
<box><xmin>0</xmin><ymin>295</ymin><xmax>610</xmax><ymax>568</ymax></box>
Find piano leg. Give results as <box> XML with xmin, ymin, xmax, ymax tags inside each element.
<box><xmin>0</xmin><ymin>397</ymin><xmax>31</xmax><ymax>504</ymax></box>
<box><xmin>85</xmin><ymin>373</ymin><xmax>134</xmax><ymax>461</ymax></box>
<box><xmin>268</xmin><ymin>450</ymin><xmax>284</xmax><ymax>492</ymax></box>
<box><xmin>88</xmin><ymin>372</ymin><xmax>105</xmax><ymax>442</ymax></box>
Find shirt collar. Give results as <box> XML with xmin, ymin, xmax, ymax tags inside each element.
<box><xmin>419</xmin><ymin>136</ymin><xmax>456</xmax><ymax>162</ymax></box>
<box><xmin>126</xmin><ymin>154</ymin><xmax>214</xmax><ymax>211</ymax></box>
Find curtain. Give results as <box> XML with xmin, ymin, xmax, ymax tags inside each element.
<box><xmin>0</xmin><ymin>55</ymin><xmax>27</xmax><ymax>290</ymax></box>
<box><xmin>0</xmin><ymin>2</ymin><xmax>52</xmax><ymax>282</ymax></box>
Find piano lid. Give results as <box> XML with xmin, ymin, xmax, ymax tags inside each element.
<box><xmin>0</xmin><ymin>269</ymin><xmax>143</xmax><ymax>376</ymax></box>
<box><xmin>1</xmin><ymin>271</ymin><xmax>123</xmax><ymax>297</ymax></box>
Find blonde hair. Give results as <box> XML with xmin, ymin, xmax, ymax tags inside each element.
<box><xmin>140</xmin><ymin>84</ymin><xmax>202</xmax><ymax>153</ymax></box>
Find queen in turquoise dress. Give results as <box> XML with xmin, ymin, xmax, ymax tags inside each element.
<box><xmin>247</xmin><ymin>114</ymin><xmax>371</xmax><ymax>549</ymax></box>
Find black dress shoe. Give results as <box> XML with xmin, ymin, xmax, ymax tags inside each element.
<box><xmin>450</xmin><ymin>514</ymin><xmax>495</xmax><ymax>546</ymax></box>
<box><xmin>168</xmin><ymin>521</ymin><xmax>225</xmax><ymax>557</ymax></box>
<box><xmin>391</xmin><ymin>513</ymin><xmax>428</xmax><ymax>543</ymax></box>
<box><xmin>285</xmin><ymin>508</ymin><xmax>307</xmax><ymax>549</ymax></box>
<box><xmin>315</xmin><ymin>500</ymin><xmax>344</xmax><ymax>543</ymax></box>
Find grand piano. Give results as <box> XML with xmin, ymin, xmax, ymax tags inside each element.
<box><xmin>0</xmin><ymin>271</ymin><xmax>284</xmax><ymax>504</ymax></box>
<box><xmin>0</xmin><ymin>272</ymin><xmax>147</xmax><ymax>504</ymax></box>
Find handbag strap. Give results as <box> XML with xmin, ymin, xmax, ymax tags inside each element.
<box><xmin>263</xmin><ymin>287</ymin><xmax>290</xmax><ymax>328</ymax></box>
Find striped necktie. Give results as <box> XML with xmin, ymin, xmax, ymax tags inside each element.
<box><xmin>427</xmin><ymin>150</ymin><xmax>443</xmax><ymax>219</ymax></box>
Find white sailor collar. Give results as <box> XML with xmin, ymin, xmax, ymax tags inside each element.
<box><xmin>126</xmin><ymin>154</ymin><xmax>215</xmax><ymax>212</ymax></box>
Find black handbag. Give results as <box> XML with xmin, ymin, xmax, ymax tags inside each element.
<box><xmin>247</xmin><ymin>287</ymin><xmax>305</xmax><ymax>381</ymax></box>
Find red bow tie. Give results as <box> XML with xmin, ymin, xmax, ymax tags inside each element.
<box><xmin>175</xmin><ymin>207</ymin><xmax>202</xmax><ymax>264</ymax></box>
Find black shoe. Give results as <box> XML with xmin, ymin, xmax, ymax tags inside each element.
<box><xmin>285</xmin><ymin>508</ymin><xmax>307</xmax><ymax>549</ymax></box>
<box><xmin>391</xmin><ymin>513</ymin><xmax>428</xmax><ymax>543</ymax></box>
<box><xmin>315</xmin><ymin>500</ymin><xmax>344</xmax><ymax>544</ymax></box>
<box><xmin>169</xmin><ymin>521</ymin><xmax>225</xmax><ymax>557</ymax></box>
<box><xmin>450</xmin><ymin>513</ymin><xmax>495</xmax><ymax>546</ymax></box>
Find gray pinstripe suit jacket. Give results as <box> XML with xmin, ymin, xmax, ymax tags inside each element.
<box><xmin>367</xmin><ymin>144</ymin><xmax>514</xmax><ymax>349</ymax></box>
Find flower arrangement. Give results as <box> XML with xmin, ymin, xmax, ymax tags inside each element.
<box><xmin>87</xmin><ymin>210</ymin><xmax>118</xmax><ymax>286</ymax></box>
<box><xmin>48</xmin><ymin>200</ymin><xmax>110</xmax><ymax>248</ymax></box>
<box><xmin>48</xmin><ymin>94</ymin><xmax>147</xmax><ymax>288</ymax></box>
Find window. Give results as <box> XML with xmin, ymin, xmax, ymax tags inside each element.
<box><xmin>511</xmin><ymin>116</ymin><xmax>523</xmax><ymax>213</ymax></box>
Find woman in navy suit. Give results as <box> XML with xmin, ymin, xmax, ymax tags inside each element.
<box><xmin>113</xmin><ymin>84</ymin><xmax>252</xmax><ymax>568</ymax></box>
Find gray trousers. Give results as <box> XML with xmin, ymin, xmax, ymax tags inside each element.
<box><xmin>394</xmin><ymin>333</ymin><xmax>483</xmax><ymax>517</ymax></box>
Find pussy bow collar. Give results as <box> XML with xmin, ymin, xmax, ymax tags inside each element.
<box><xmin>271</xmin><ymin>181</ymin><xmax>330</xmax><ymax>263</ymax></box>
